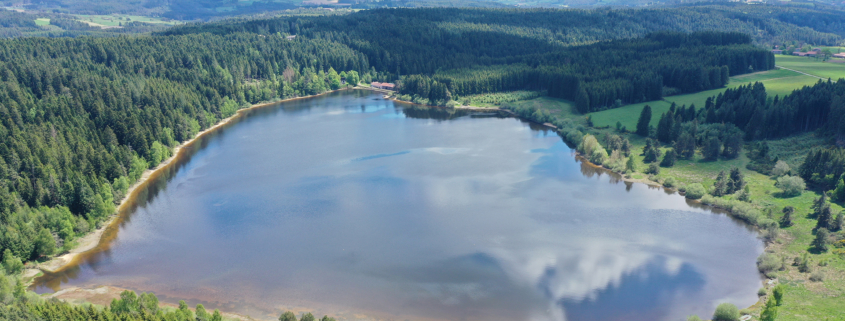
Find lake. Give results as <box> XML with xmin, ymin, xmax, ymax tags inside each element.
<box><xmin>34</xmin><ymin>90</ymin><xmax>763</xmax><ymax>321</ymax></box>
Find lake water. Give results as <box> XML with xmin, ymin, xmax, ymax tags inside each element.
<box><xmin>34</xmin><ymin>90</ymin><xmax>763</xmax><ymax>321</ymax></box>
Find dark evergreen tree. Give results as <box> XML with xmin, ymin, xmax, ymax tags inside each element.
<box><xmin>636</xmin><ymin>105</ymin><xmax>653</xmax><ymax>137</ymax></box>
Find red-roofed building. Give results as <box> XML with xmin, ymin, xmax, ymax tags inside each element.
<box><xmin>371</xmin><ymin>82</ymin><xmax>396</xmax><ymax>90</ymax></box>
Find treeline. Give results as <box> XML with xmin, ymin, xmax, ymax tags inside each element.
<box><xmin>707</xmin><ymin>80</ymin><xmax>845</xmax><ymax>141</ymax></box>
<box><xmin>0</xmin><ymin>31</ymin><xmax>372</xmax><ymax>265</ymax></box>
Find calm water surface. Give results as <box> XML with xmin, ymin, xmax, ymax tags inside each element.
<box><xmin>35</xmin><ymin>90</ymin><xmax>763</xmax><ymax>321</ymax></box>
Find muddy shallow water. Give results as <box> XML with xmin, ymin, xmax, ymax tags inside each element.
<box><xmin>34</xmin><ymin>90</ymin><xmax>763</xmax><ymax>321</ymax></box>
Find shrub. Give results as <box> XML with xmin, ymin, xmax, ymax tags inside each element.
<box><xmin>798</xmin><ymin>253</ymin><xmax>811</xmax><ymax>273</ymax></box>
<box><xmin>757</xmin><ymin>288</ymin><xmax>767</xmax><ymax>297</ymax></box>
<box><xmin>685</xmin><ymin>183</ymin><xmax>706</xmax><ymax>200</ymax></box>
<box><xmin>712</xmin><ymin>303</ymin><xmax>739</xmax><ymax>321</ymax></box>
<box><xmin>757</xmin><ymin>253</ymin><xmax>780</xmax><ymax>277</ymax></box>
<box><xmin>776</xmin><ymin>175</ymin><xmax>806</xmax><ymax>197</ymax></box>
<box><xmin>809</xmin><ymin>270</ymin><xmax>825</xmax><ymax>282</ymax></box>
<box><xmin>700</xmin><ymin>195</ymin><xmax>762</xmax><ymax>226</ymax></box>
<box><xmin>686</xmin><ymin>316</ymin><xmax>702</xmax><ymax>321</ymax></box>
<box><xmin>646</xmin><ymin>163</ymin><xmax>660</xmax><ymax>175</ymax></box>
<box><xmin>772</xmin><ymin>160</ymin><xmax>791</xmax><ymax>177</ymax></box>
<box><xmin>663</xmin><ymin>177</ymin><xmax>676</xmax><ymax>188</ymax></box>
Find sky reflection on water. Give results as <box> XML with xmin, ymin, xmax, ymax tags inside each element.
<box><xmin>34</xmin><ymin>90</ymin><xmax>763</xmax><ymax>321</ymax></box>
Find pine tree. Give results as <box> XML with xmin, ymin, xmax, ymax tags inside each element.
<box><xmin>712</xmin><ymin>171</ymin><xmax>728</xmax><ymax>196</ymax></box>
<box><xmin>780</xmin><ymin>206</ymin><xmax>794</xmax><ymax>227</ymax></box>
<box><xmin>636</xmin><ymin>105</ymin><xmax>652</xmax><ymax>137</ymax></box>
<box><xmin>728</xmin><ymin>167</ymin><xmax>745</xmax><ymax>194</ymax></box>
<box><xmin>812</xmin><ymin>228</ymin><xmax>830</xmax><ymax>252</ymax></box>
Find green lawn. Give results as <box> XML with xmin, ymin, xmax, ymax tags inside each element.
<box><xmin>34</xmin><ymin>18</ymin><xmax>50</xmax><ymax>26</ymax></box>
<box><xmin>776</xmin><ymin>55</ymin><xmax>845</xmax><ymax>81</ymax></box>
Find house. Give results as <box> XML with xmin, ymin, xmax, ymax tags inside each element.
<box><xmin>771</xmin><ymin>49</ymin><xmax>783</xmax><ymax>54</ymax></box>
<box><xmin>286</xmin><ymin>35</ymin><xmax>297</xmax><ymax>40</ymax></box>
<box><xmin>834</xmin><ymin>53</ymin><xmax>845</xmax><ymax>59</ymax></box>
<box><xmin>371</xmin><ymin>82</ymin><xmax>396</xmax><ymax>90</ymax></box>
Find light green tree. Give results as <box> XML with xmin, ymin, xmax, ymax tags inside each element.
<box><xmin>346</xmin><ymin>70</ymin><xmax>360</xmax><ymax>87</ymax></box>
<box><xmin>712</xmin><ymin>303</ymin><xmax>739</xmax><ymax>321</ymax></box>
<box><xmin>2</xmin><ymin>249</ymin><xmax>23</xmax><ymax>274</ymax></box>
<box><xmin>34</xmin><ymin>228</ymin><xmax>56</xmax><ymax>258</ymax></box>
<box><xmin>279</xmin><ymin>311</ymin><xmax>297</xmax><ymax>321</ymax></box>
<box><xmin>327</xmin><ymin>68</ymin><xmax>342</xmax><ymax>90</ymax></box>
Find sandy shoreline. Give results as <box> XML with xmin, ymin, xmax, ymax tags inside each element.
<box><xmin>28</xmin><ymin>88</ymin><xmax>362</xmax><ymax>278</ymax></box>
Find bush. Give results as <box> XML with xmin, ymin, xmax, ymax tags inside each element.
<box><xmin>700</xmin><ymin>195</ymin><xmax>762</xmax><ymax>226</ymax></box>
<box><xmin>809</xmin><ymin>270</ymin><xmax>825</xmax><ymax>282</ymax></box>
<box><xmin>776</xmin><ymin>175</ymin><xmax>806</xmax><ymax>197</ymax></box>
<box><xmin>646</xmin><ymin>163</ymin><xmax>660</xmax><ymax>175</ymax></box>
<box><xmin>712</xmin><ymin>303</ymin><xmax>740</xmax><ymax>321</ymax></box>
<box><xmin>685</xmin><ymin>183</ymin><xmax>706</xmax><ymax>200</ymax></box>
<box><xmin>757</xmin><ymin>288</ymin><xmax>767</xmax><ymax>297</ymax></box>
<box><xmin>772</xmin><ymin>160</ymin><xmax>791</xmax><ymax>177</ymax></box>
<box><xmin>757</xmin><ymin>253</ymin><xmax>780</xmax><ymax>277</ymax></box>
<box><xmin>663</xmin><ymin>177</ymin><xmax>676</xmax><ymax>188</ymax></box>
<box><xmin>686</xmin><ymin>316</ymin><xmax>703</xmax><ymax>321</ymax></box>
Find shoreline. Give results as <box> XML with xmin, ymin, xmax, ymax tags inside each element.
<box><xmin>28</xmin><ymin>87</ymin><xmax>769</xmax><ymax>318</ymax></box>
<box><xmin>29</xmin><ymin>88</ymin><xmax>355</xmax><ymax>278</ymax></box>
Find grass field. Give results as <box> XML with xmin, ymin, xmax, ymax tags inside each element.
<box><xmin>776</xmin><ymin>55</ymin><xmax>845</xmax><ymax>80</ymax></box>
<box><xmin>34</xmin><ymin>18</ymin><xmax>50</xmax><ymax>26</ymax></box>
<box><xmin>76</xmin><ymin>15</ymin><xmax>181</xmax><ymax>27</ymax></box>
